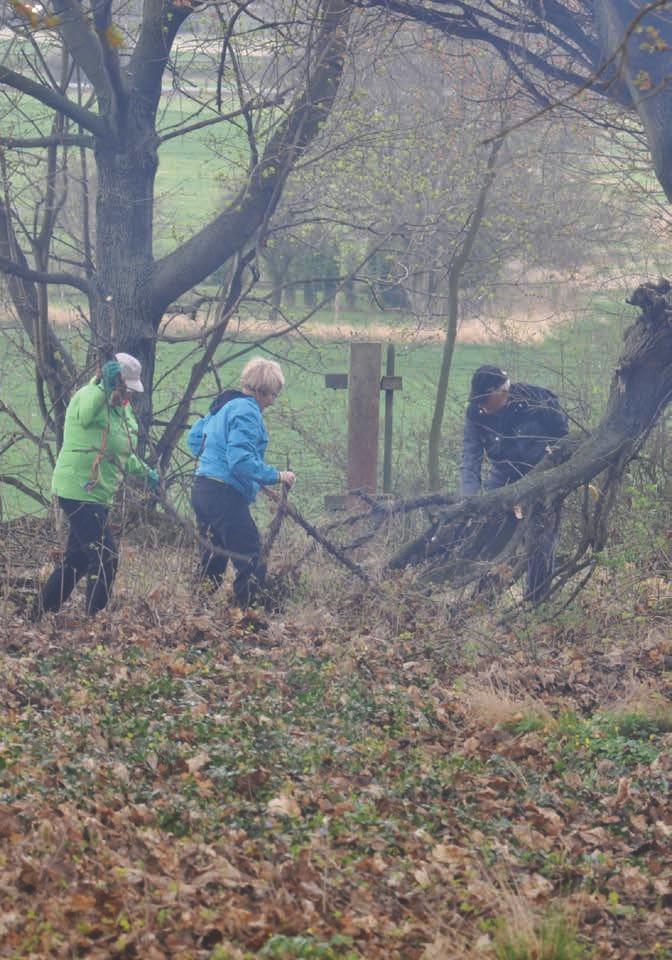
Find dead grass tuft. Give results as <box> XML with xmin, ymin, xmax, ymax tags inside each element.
<box><xmin>460</xmin><ymin>677</ymin><xmax>552</xmax><ymax>731</ymax></box>
<box><xmin>421</xmin><ymin>876</ymin><xmax>586</xmax><ymax>960</ymax></box>
<box><xmin>609</xmin><ymin>680</ymin><xmax>672</xmax><ymax>732</ymax></box>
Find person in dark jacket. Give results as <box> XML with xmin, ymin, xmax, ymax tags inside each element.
<box><xmin>188</xmin><ymin>357</ymin><xmax>295</xmax><ymax>608</ymax></box>
<box><xmin>459</xmin><ymin>364</ymin><xmax>569</xmax><ymax>604</ymax></box>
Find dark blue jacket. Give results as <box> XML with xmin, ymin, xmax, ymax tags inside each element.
<box><xmin>459</xmin><ymin>382</ymin><xmax>568</xmax><ymax>495</ymax></box>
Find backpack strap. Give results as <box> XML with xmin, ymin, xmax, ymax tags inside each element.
<box><xmin>83</xmin><ymin>427</ymin><xmax>108</xmax><ymax>492</ymax></box>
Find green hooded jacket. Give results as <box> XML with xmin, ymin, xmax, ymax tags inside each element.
<box><xmin>51</xmin><ymin>379</ymin><xmax>151</xmax><ymax>506</ymax></box>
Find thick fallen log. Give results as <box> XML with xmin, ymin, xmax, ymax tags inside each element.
<box><xmin>388</xmin><ymin>279</ymin><xmax>672</xmax><ymax>591</ymax></box>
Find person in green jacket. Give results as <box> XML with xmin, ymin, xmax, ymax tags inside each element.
<box><xmin>37</xmin><ymin>353</ymin><xmax>158</xmax><ymax>618</ymax></box>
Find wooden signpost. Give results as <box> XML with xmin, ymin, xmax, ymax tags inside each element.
<box><xmin>324</xmin><ymin>342</ymin><xmax>402</xmax><ymax>508</ymax></box>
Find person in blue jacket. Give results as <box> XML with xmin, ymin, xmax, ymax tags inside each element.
<box><xmin>188</xmin><ymin>357</ymin><xmax>295</xmax><ymax>607</ymax></box>
<box><xmin>459</xmin><ymin>364</ymin><xmax>568</xmax><ymax>604</ymax></box>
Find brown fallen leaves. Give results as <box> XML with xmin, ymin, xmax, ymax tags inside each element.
<box><xmin>0</xmin><ymin>586</ymin><xmax>671</xmax><ymax>959</ymax></box>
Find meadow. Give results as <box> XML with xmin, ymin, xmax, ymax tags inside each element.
<box><xmin>0</xmin><ymin>291</ymin><xmax>635</xmax><ymax>523</ymax></box>
<box><xmin>0</xmin><ymin>82</ymin><xmax>640</xmax><ymax>523</ymax></box>
<box><xmin>3</xmin><ymin>44</ymin><xmax>672</xmax><ymax>960</ymax></box>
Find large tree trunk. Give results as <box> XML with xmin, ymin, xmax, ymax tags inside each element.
<box><xmin>93</xmin><ymin>107</ymin><xmax>160</xmax><ymax>440</ymax></box>
<box><xmin>595</xmin><ymin>0</ymin><xmax>672</xmax><ymax>201</ymax></box>
<box><xmin>390</xmin><ymin>280</ymin><xmax>672</xmax><ymax>591</ymax></box>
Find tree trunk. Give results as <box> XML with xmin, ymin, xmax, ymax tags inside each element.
<box><xmin>427</xmin><ymin>276</ymin><xmax>459</xmax><ymax>490</ymax></box>
<box><xmin>304</xmin><ymin>281</ymin><xmax>317</xmax><ymax>307</ymax></box>
<box><xmin>93</xmin><ymin>109</ymin><xmax>160</xmax><ymax>445</ymax></box>
<box><xmin>0</xmin><ymin>0</ymin><xmax>351</xmax><ymax>476</ymax></box>
<box><xmin>345</xmin><ymin>277</ymin><xmax>357</xmax><ymax>310</ymax></box>
<box><xmin>426</xmin><ymin>140</ymin><xmax>501</xmax><ymax>491</ymax></box>
<box><xmin>263</xmin><ymin>252</ymin><xmax>285</xmax><ymax>322</ymax></box>
<box><xmin>595</xmin><ymin>0</ymin><xmax>672</xmax><ymax>202</ymax></box>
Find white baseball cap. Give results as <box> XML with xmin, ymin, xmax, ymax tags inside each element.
<box><xmin>115</xmin><ymin>352</ymin><xmax>144</xmax><ymax>392</ymax></box>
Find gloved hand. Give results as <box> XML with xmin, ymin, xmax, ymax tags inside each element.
<box><xmin>101</xmin><ymin>360</ymin><xmax>122</xmax><ymax>395</ymax></box>
<box><xmin>147</xmin><ymin>468</ymin><xmax>160</xmax><ymax>493</ymax></box>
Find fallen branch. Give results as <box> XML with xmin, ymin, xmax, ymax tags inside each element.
<box><xmin>147</xmin><ymin>482</ymin><xmax>371</xmax><ymax>586</ymax></box>
<box><xmin>260</xmin><ymin>484</ymin><xmax>288</xmax><ymax>565</ymax></box>
<box><xmin>263</xmin><ymin>487</ymin><xmax>370</xmax><ymax>584</ymax></box>
<box><xmin>385</xmin><ymin>279</ymin><xmax>672</xmax><ymax>594</ymax></box>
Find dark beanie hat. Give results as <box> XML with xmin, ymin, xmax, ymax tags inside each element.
<box><xmin>469</xmin><ymin>364</ymin><xmax>508</xmax><ymax>401</ymax></box>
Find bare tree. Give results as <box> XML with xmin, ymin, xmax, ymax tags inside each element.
<box><xmin>0</xmin><ymin>0</ymin><xmax>351</xmax><ymax>455</ymax></box>
<box><xmin>340</xmin><ymin>0</ymin><xmax>672</xmax><ymax>593</ymax></box>
<box><xmin>362</xmin><ymin>0</ymin><xmax>672</xmax><ymax>198</ymax></box>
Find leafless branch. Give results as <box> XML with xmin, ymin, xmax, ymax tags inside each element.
<box><xmin>0</xmin><ymin>64</ymin><xmax>106</xmax><ymax>136</ymax></box>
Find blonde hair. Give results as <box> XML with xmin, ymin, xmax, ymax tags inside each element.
<box><xmin>240</xmin><ymin>356</ymin><xmax>285</xmax><ymax>395</ymax></box>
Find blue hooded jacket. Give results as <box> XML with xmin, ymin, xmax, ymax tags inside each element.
<box><xmin>189</xmin><ymin>395</ymin><xmax>279</xmax><ymax>503</ymax></box>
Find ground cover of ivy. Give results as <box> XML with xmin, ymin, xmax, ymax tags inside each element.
<box><xmin>1</xmin><ymin>573</ymin><xmax>671</xmax><ymax>959</ymax></box>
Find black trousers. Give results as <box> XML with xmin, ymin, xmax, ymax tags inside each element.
<box><xmin>40</xmin><ymin>498</ymin><xmax>119</xmax><ymax>616</ymax></box>
<box><xmin>472</xmin><ymin>501</ymin><xmax>560</xmax><ymax>607</ymax></box>
<box><xmin>191</xmin><ymin>476</ymin><xmax>266</xmax><ymax>608</ymax></box>
<box><xmin>524</xmin><ymin>503</ymin><xmax>561</xmax><ymax>606</ymax></box>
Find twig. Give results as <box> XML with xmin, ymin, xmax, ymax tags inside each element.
<box><xmin>262</xmin><ymin>488</ymin><xmax>370</xmax><ymax>584</ymax></box>
<box><xmin>260</xmin><ymin>484</ymin><xmax>288</xmax><ymax>565</ymax></box>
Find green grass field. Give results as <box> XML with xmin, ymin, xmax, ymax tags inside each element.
<box><xmin>153</xmin><ymin>100</ymin><xmax>252</xmax><ymax>253</ymax></box>
<box><xmin>1</xmin><ymin>90</ymin><xmax>251</xmax><ymax>255</ymax></box>
<box><xmin>0</xmin><ymin>296</ymin><xmax>635</xmax><ymax>523</ymax></box>
<box><xmin>0</xmin><ymin>83</ymin><xmax>640</xmax><ymax>522</ymax></box>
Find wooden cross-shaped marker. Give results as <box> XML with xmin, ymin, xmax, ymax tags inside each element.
<box><xmin>325</xmin><ymin>342</ymin><xmax>402</xmax><ymax>507</ymax></box>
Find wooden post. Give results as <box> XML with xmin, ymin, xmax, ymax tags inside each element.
<box><xmin>347</xmin><ymin>342</ymin><xmax>382</xmax><ymax>494</ymax></box>
<box><xmin>324</xmin><ymin>342</ymin><xmax>402</xmax><ymax>509</ymax></box>
<box><xmin>383</xmin><ymin>343</ymin><xmax>395</xmax><ymax>493</ymax></box>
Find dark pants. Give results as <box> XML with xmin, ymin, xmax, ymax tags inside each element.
<box><xmin>473</xmin><ymin>506</ymin><xmax>559</xmax><ymax>606</ymax></box>
<box><xmin>191</xmin><ymin>476</ymin><xmax>266</xmax><ymax>608</ymax></box>
<box><xmin>524</xmin><ymin>503</ymin><xmax>561</xmax><ymax>606</ymax></box>
<box><xmin>40</xmin><ymin>498</ymin><xmax>119</xmax><ymax>616</ymax></box>
<box><xmin>486</xmin><ymin>471</ymin><xmax>561</xmax><ymax>605</ymax></box>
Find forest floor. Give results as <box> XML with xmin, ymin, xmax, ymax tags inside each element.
<box><xmin>1</xmin><ymin>516</ymin><xmax>671</xmax><ymax>960</ymax></box>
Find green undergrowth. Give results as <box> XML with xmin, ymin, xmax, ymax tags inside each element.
<box><xmin>548</xmin><ymin>709</ymin><xmax>668</xmax><ymax>775</ymax></box>
<box><xmin>257</xmin><ymin>934</ymin><xmax>360</xmax><ymax>959</ymax></box>
<box><xmin>1</xmin><ymin>564</ymin><xmax>672</xmax><ymax>956</ymax></box>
